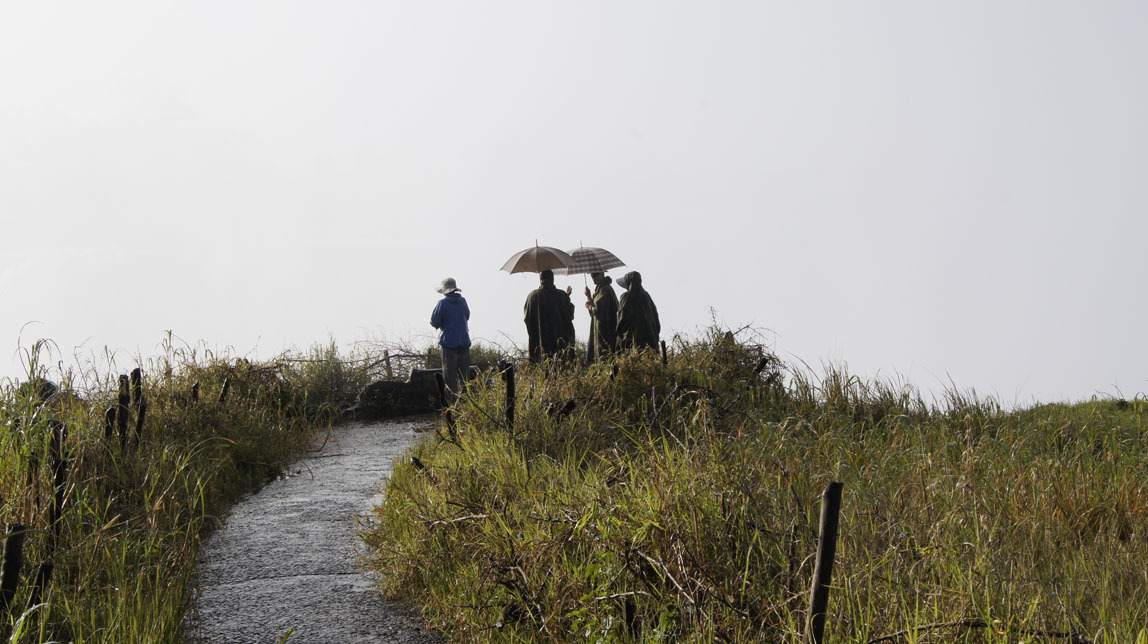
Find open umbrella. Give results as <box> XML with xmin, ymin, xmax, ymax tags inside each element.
<box><xmin>557</xmin><ymin>246</ymin><xmax>626</xmax><ymax>276</ymax></box>
<box><xmin>501</xmin><ymin>243</ymin><xmax>574</xmax><ymax>274</ymax></box>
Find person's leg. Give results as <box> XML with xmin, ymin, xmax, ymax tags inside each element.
<box><xmin>442</xmin><ymin>347</ymin><xmax>460</xmax><ymax>401</ymax></box>
<box><xmin>457</xmin><ymin>348</ymin><xmax>471</xmax><ymax>395</ymax></box>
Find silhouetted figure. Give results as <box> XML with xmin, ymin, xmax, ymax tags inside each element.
<box><xmin>616</xmin><ymin>271</ymin><xmax>660</xmax><ymax>352</ymax></box>
<box><xmin>584</xmin><ymin>271</ymin><xmax>618</xmax><ymax>363</ymax></box>
<box><xmin>524</xmin><ymin>269</ymin><xmax>575</xmax><ymax>364</ymax></box>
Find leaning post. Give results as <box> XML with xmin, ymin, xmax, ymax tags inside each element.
<box><xmin>805</xmin><ymin>481</ymin><xmax>844</xmax><ymax>644</ymax></box>
<box><xmin>660</xmin><ymin>340</ymin><xmax>668</xmax><ymax>366</ymax></box>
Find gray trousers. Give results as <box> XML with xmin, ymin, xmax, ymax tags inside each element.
<box><xmin>441</xmin><ymin>346</ymin><xmax>471</xmax><ymax>402</ymax></box>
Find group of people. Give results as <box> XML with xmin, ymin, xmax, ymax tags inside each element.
<box><xmin>523</xmin><ymin>268</ymin><xmax>660</xmax><ymax>364</ymax></box>
<box><xmin>428</xmin><ymin>269</ymin><xmax>661</xmax><ymax>400</ymax></box>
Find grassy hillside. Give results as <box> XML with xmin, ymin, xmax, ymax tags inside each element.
<box><xmin>0</xmin><ymin>338</ymin><xmax>372</xmax><ymax>643</ymax></box>
<box><xmin>363</xmin><ymin>328</ymin><xmax>1148</xmax><ymax>643</ymax></box>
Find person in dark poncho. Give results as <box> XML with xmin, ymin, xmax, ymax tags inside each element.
<box><xmin>583</xmin><ymin>271</ymin><xmax>618</xmax><ymax>363</ymax></box>
<box><xmin>524</xmin><ymin>269</ymin><xmax>576</xmax><ymax>364</ymax></box>
<box><xmin>615</xmin><ymin>271</ymin><xmax>660</xmax><ymax>352</ymax></box>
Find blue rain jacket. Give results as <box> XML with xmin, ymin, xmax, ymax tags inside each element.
<box><xmin>430</xmin><ymin>293</ymin><xmax>471</xmax><ymax>349</ymax></box>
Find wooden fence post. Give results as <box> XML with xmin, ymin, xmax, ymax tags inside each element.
<box><xmin>130</xmin><ymin>368</ymin><xmax>142</xmax><ymax>407</ymax></box>
<box><xmin>218</xmin><ymin>376</ymin><xmax>231</xmax><ymax>404</ymax></box>
<box><xmin>500</xmin><ymin>361</ymin><xmax>515</xmax><ymax>430</ymax></box>
<box><xmin>48</xmin><ymin>422</ymin><xmax>66</xmax><ymax>533</ymax></box>
<box><xmin>432</xmin><ymin>372</ymin><xmax>448</xmax><ymax>408</ymax></box>
<box><xmin>660</xmin><ymin>340</ymin><xmax>668</xmax><ymax>366</ymax></box>
<box><xmin>191</xmin><ymin>381</ymin><xmax>200</xmax><ymax>403</ymax></box>
<box><xmin>384</xmin><ymin>350</ymin><xmax>394</xmax><ymax>380</ymax></box>
<box><xmin>117</xmin><ymin>375</ymin><xmax>130</xmax><ymax>448</ymax></box>
<box><xmin>135</xmin><ymin>397</ymin><xmax>148</xmax><ymax>444</ymax></box>
<box><xmin>31</xmin><ymin>421</ymin><xmax>68</xmax><ymax>608</ymax></box>
<box><xmin>805</xmin><ymin>481</ymin><xmax>844</xmax><ymax>644</ymax></box>
<box><xmin>0</xmin><ymin>524</ymin><xmax>25</xmax><ymax>614</ymax></box>
<box><xmin>104</xmin><ymin>405</ymin><xmax>116</xmax><ymax>441</ymax></box>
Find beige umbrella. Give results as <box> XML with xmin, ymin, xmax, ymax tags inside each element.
<box><xmin>500</xmin><ymin>242</ymin><xmax>574</xmax><ymax>274</ymax></box>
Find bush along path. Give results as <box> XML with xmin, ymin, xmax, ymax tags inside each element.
<box><xmin>187</xmin><ymin>417</ymin><xmax>444</xmax><ymax>643</ymax></box>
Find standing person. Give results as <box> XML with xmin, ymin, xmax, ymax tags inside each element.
<box><xmin>583</xmin><ymin>271</ymin><xmax>618</xmax><ymax>363</ymax></box>
<box><xmin>616</xmin><ymin>271</ymin><xmax>660</xmax><ymax>352</ymax></box>
<box><xmin>524</xmin><ymin>269</ymin><xmax>575</xmax><ymax>364</ymax></box>
<box><xmin>430</xmin><ymin>277</ymin><xmax>471</xmax><ymax>402</ymax></box>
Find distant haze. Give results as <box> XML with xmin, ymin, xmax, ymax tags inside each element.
<box><xmin>3</xmin><ymin>2</ymin><xmax>1146</xmax><ymax>405</ymax></box>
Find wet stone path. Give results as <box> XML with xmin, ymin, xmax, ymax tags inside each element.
<box><xmin>187</xmin><ymin>418</ymin><xmax>444</xmax><ymax>643</ymax></box>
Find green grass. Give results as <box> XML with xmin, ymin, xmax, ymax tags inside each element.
<box><xmin>362</xmin><ymin>327</ymin><xmax>1148</xmax><ymax>643</ymax></box>
<box><xmin>0</xmin><ymin>336</ymin><xmax>376</xmax><ymax>643</ymax></box>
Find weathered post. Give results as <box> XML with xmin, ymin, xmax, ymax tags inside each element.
<box><xmin>117</xmin><ymin>374</ymin><xmax>130</xmax><ymax>448</ymax></box>
<box><xmin>0</xmin><ymin>524</ymin><xmax>25</xmax><ymax>614</ymax></box>
<box><xmin>218</xmin><ymin>376</ymin><xmax>231</xmax><ymax>404</ymax></box>
<box><xmin>804</xmin><ymin>481</ymin><xmax>844</xmax><ymax>644</ymax></box>
<box><xmin>49</xmin><ymin>421</ymin><xmax>68</xmax><ymax>547</ymax></box>
<box><xmin>754</xmin><ymin>356</ymin><xmax>770</xmax><ymax>376</ymax></box>
<box><xmin>104</xmin><ymin>405</ymin><xmax>116</xmax><ymax>441</ymax></box>
<box><xmin>33</xmin><ymin>423</ymin><xmax>64</xmax><ymax>606</ymax></box>
<box><xmin>660</xmin><ymin>340</ymin><xmax>668</xmax><ymax>366</ymax></box>
<box><xmin>135</xmin><ymin>397</ymin><xmax>148</xmax><ymax>444</ymax></box>
<box><xmin>130</xmin><ymin>368</ymin><xmax>142</xmax><ymax>407</ymax></box>
<box><xmin>383</xmin><ymin>350</ymin><xmax>394</xmax><ymax>380</ymax></box>
<box><xmin>500</xmin><ymin>361</ymin><xmax>515</xmax><ymax>430</ymax></box>
<box><xmin>191</xmin><ymin>381</ymin><xmax>200</xmax><ymax>403</ymax></box>
<box><xmin>33</xmin><ymin>424</ymin><xmax>68</xmax><ymax>607</ymax></box>
<box><xmin>30</xmin><ymin>560</ymin><xmax>53</xmax><ymax>609</ymax></box>
<box><xmin>432</xmin><ymin>372</ymin><xmax>448</xmax><ymax>408</ymax></box>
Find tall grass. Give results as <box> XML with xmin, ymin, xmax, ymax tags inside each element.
<box><xmin>363</xmin><ymin>327</ymin><xmax>1148</xmax><ymax>643</ymax></box>
<box><xmin>0</xmin><ymin>336</ymin><xmax>375</xmax><ymax>643</ymax></box>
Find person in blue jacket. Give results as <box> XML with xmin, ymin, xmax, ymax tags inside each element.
<box><xmin>430</xmin><ymin>277</ymin><xmax>471</xmax><ymax>402</ymax></box>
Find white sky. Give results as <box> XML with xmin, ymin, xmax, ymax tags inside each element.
<box><xmin>2</xmin><ymin>2</ymin><xmax>1146</xmax><ymax>405</ymax></box>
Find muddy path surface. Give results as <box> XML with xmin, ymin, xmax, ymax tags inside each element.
<box><xmin>187</xmin><ymin>417</ymin><xmax>445</xmax><ymax>643</ymax></box>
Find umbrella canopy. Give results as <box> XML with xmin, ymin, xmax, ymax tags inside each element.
<box><xmin>557</xmin><ymin>246</ymin><xmax>626</xmax><ymax>276</ymax></box>
<box><xmin>500</xmin><ymin>244</ymin><xmax>575</xmax><ymax>274</ymax></box>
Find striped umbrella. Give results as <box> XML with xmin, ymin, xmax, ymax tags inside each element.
<box><xmin>557</xmin><ymin>246</ymin><xmax>626</xmax><ymax>276</ymax></box>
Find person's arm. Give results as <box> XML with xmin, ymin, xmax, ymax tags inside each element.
<box><xmin>430</xmin><ymin>302</ymin><xmax>443</xmax><ymax>329</ymax></box>
<box><xmin>524</xmin><ymin>293</ymin><xmax>538</xmax><ymax>341</ymax></box>
<box><xmin>616</xmin><ymin>293</ymin><xmax>630</xmax><ymax>338</ymax></box>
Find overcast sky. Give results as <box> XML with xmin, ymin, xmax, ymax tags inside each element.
<box><xmin>2</xmin><ymin>2</ymin><xmax>1146</xmax><ymax>405</ymax></box>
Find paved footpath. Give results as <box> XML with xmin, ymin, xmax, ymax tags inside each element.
<box><xmin>187</xmin><ymin>418</ymin><xmax>445</xmax><ymax>643</ymax></box>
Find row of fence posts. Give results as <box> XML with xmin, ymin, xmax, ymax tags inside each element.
<box><xmin>482</xmin><ymin>359</ymin><xmax>843</xmax><ymax>643</ymax></box>
<box><xmin>1</xmin><ymin>418</ymin><xmax>70</xmax><ymax>625</ymax></box>
<box><xmin>1</xmin><ymin>368</ymin><xmax>234</xmax><ymax>626</ymax></box>
<box><xmin>103</xmin><ymin>368</ymin><xmax>149</xmax><ymax>449</ymax></box>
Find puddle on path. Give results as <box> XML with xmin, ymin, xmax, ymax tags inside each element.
<box><xmin>187</xmin><ymin>417</ymin><xmax>445</xmax><ymax>644</ymax></box>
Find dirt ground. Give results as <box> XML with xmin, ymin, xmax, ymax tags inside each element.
<box><xmin>186</xmin><ymin>417</ymin><xmax>445</xmax><ymax>643</ymax></box>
